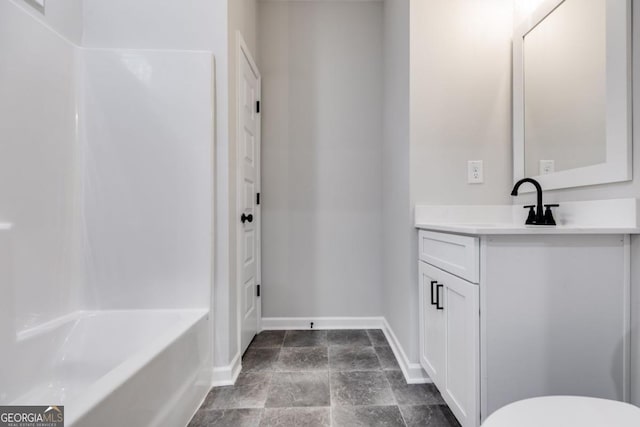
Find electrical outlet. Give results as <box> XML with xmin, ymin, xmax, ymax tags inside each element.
<box><xmin>467</xmin><ymin>160</ymin><xmax>484</xmax><ymax>184</ymax></box>
<box><xmin>539</xmin><ymin>160</ymin><xmax>555</xmax><ymax>175</ymax></box>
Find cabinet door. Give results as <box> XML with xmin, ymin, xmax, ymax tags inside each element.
<box><xmin>442</xmin><ymin>271</ymin><xmax>480</xmax><ymax>427</ymax></box>
<box><xmin>418</xmin><ymin>262</ymin><xmax>445</xmax><ymax>384</ymax></box>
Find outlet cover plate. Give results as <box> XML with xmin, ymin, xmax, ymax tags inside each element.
<box><xmin>539</xmin><ymin>160</ymin><xmax>555</xmax><ymax>175</ymax></box>
<box><xmin>468</xmin><ymin>160</ymin><xmax>484</xmax><ymax>184</ymax></box>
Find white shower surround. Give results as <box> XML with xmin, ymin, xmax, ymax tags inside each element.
<box><xmin>0</xmin><ymin>2</ymin><xmax>215</xmax><ymax>425</ymax></box>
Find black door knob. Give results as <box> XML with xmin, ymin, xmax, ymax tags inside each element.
<box><xmin>241</xmin><ymin>213</ymin><xmax>253</xmax><ymax>224</ymax></box>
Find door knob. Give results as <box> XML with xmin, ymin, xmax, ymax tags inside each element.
<box><xmin>241</xmin><ymin>213</ymin><xmax>253</xmax><ymax>224</ymax></box>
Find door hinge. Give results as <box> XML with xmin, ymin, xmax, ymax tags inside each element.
<box><xmin>256</xmin><ymin>192</ymin><xmax>261</xmax><ymax>205</ymax></box>
<box><xmin>257</xmin><ymin>284</ymin><xmax>261</xmax><ymax>297</ymax></box>
<box><xmin>256</xmin><ymin>100</ymin><xmax>261</xmax><ymax>114</ymax></box>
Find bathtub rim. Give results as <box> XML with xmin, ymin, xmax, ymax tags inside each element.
<box><xmin>58</xmin><ymin>308</ymin><xmax>209</xmax><ymax>426</ymax></box>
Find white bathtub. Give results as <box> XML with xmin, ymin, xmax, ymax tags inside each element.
<box><xmin>2</xmin><ymin>309</ymin><xmax>211</xmax><ymax>427</ymax></box>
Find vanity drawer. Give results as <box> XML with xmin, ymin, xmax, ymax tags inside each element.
<box><xmin>418</xmin><ymin>230</ymin><xmax>479</xmax><ymax>283</ymax></box>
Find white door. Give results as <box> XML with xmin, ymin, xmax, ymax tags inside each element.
<box><xmin>441</xmin><ymin>270</ymin><xmax>480</xmax><ymax>427</ymax></box>
<box><xmin>238</xmin><ymin>35</ymin><xmax>261</xmax><ymax>354</ymax></box>
<box><xmin>419</xmin><ymin>262</ymin><xmax>446</xmax><ymax>384</ymax></box>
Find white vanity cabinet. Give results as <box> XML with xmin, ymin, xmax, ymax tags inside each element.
<box><xmin>417</xmin><ymin>229</ymin><xmax>631</xmax><ymax>427</ymax></box>
<box><xmin>419</xmin><ymin>260</ymin><xmax>479</xmax><ymax>427</ymax></box>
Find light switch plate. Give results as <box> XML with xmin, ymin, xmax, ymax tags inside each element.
<box><xmin>539</xmin><ymin>160</ymin><xmax>555</xmax><ymax>175</ymax></box>
<box><xmin>468</xmin><ymin>160</ymin><xmax>484</xmax><ymax>184</ymax></box>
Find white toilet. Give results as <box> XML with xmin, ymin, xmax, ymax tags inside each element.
<box><xmin>482</xmin><ymin>396</ymin><xmax>640</xmax><ymax>427</ymax></box>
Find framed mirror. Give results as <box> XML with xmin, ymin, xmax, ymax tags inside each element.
<box><xmin>513</xmin><ymin>0</ymin><xmax>632</xmax><ymax>191</ymax></box>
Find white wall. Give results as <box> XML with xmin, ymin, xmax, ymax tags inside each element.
<box><xmin>10</xmin><ymin>0</ymin><xmax>83</xmax><ymax>44</ymax></box>
<box><xmin>0</xmin><ymin>0</ymin><xmax>217</xmax><ymax>321</ymax></box>
<box><xmin>0</xmin><ymin>0</ymin><xmax>83</xmax><ymax>331</ymax></box>
<box><xmin>83</xmin><ymin>0</ymin><xmax>219</xmax><ymax>51</ymax></box>
<box><xmin>81</xmin><ymin>49</ymin><xmax>214</xmax><ymax>310</ymax></box>
<box><xmin>82</xmin><ymin>0</ymin><xmax>242</xmax><ymax>369</ymax></box>
<box><xmin>0</xmin><ymin>4</ymin><xmax>215</xmax><ymax>407</ymax></box>
<box><xmin>410</xmin><ymin>0</ymin><xmax>513</xmax><ymax>207</ymax></box>
<box><xmin>381</xmin><ymin>0</ymin><xmax>416</xmax><ymax>366</ymax></box>
<box><xmin>258</xmin><ymin>1</ymin><xmax>384</xmax><ymax>318</ymax></box>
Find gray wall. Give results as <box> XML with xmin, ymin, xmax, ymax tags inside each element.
<box><xmin>257</xmin><ymin>0</ymin><xmax>514</xmax><ymax>367</ymax></box>
<box><xmin>381</xmin><ymin>0</ymin><xmax>416</xmax><ymax>365</ymax></box>
<box><xmin>410</xmin><ymin>0</ymin><xmax>514</xmax><ymax>207</ymax></box>
<box><xmin>258</xmin><ymin>1</ymin><xmax>384</xmax><ymax>318</ymax></box>
<box><xmin>401</xmin><ymin>0</ymin><xmax>513</xmax><ymax>364</ymax></box>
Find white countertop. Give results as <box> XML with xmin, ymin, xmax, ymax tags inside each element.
<box><xmin>414</xmin><ymin>199</ymin><xmax>640</xmax><ymax>235</ymax></box>
<box><xmin>415</xmin><ymin>222</ymin><xmax>640</xmax><ymax>235</ymax></box>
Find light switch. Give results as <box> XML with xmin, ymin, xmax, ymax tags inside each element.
<box><xmin>467</xmin><ymin>160</ymin><xmax>484</xmax><ymax>184</ymax></box>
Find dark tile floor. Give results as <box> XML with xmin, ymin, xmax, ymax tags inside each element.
<box><xmin>189</xmin><ymin>329</ymin><xmax>461</xmax><ymax>427</ymax></box>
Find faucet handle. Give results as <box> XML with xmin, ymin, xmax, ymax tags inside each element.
<box><xmin>543</xmin><ymin>204</ymin><xmax>559</xmax><ymax>226</ymax></box>
<box><xmin>523</xmin><ymin>205</ymin><xmax>536</xmax><ymax>225</ymax></box>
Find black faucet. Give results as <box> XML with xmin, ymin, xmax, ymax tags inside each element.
<box><xmin>510</xmin><ymin>178</ymin><xmax>559</xmax><ymax>226</ymax></box>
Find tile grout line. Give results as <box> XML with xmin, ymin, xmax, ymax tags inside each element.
<box><xmin>396</xmin><ymin>403</ymin><xmax>409</xmax><ymax>427</ymax></box>
<box><xmin>328</xmin><ymin>341</ymin><xmax>336</xmax><ymax>426</ymax></box>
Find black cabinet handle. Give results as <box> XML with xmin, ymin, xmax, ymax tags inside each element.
<box><xmin>436</xmin><ymin>284</ymin><xmax>444</xmax><ymax>310</ymax></box>
<box><xmin>241</xmin><ymin>213</ymin><xmax>254</xmax><ymax>224</ymax></box>
<box><xmin>430</xmin><ymin>281</ymin><xmax>438</xmax><ymax>305</ymax></box>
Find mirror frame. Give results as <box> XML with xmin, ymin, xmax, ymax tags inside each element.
<box><xmin>513</xmin><ymin>0</ymin><xmax>632</xmax><ymax>191</ymax></box>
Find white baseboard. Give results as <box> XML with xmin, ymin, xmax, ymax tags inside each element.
<box><xmin>261</xmin><ymin>316</ymin><xmax>385</xmax><ymax>330</ymax></box>
<box><xmin>381</xmin><ymin>318</ymin><xmax>431</xmax><ymax>384</ymax></box>
<box><xmin>260</xmin><ymin>316</ymin><xmax>431</xmax><ymax>384</ymax></box>
<box><xmin>211</xmin><ymin>351</ymin><xmax>241</xmax><ymax>387</ymax></box>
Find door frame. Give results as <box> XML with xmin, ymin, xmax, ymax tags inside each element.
<box><xmin>235</xmin><ymin>31</ymin><xmax>262</xmax><ymax>354</ymax></box>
